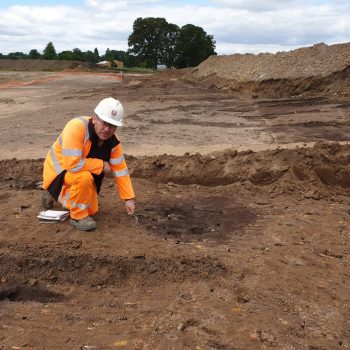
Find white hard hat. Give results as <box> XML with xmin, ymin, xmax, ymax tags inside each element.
<box><xmin>94</xmin><ymin>97</ymin><xmax>124</xmax><ymax>126</ymax></box>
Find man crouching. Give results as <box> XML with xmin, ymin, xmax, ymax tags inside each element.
<box><xmin>41</xmin><ymin>97</ymin><xmax>135</xmax><ymax>231</ymax></box>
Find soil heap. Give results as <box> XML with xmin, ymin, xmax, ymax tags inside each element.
<box><xmin>191</xmin><ymin>42</ymin><xmax>350</xmax><ymax>98</ymax></box>
<box><xmin>0</xmin><ymin>59</ymin><xmax>92</xmax><ymax>71</ymax></box>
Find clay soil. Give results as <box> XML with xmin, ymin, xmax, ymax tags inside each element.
<box><xmin>0</xmin><ymin>67</ymin><xmax>350</xmax><ymax>350</ymax></box>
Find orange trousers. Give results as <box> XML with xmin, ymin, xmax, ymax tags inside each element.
<box><xmin>59</xmin><ymin>171</ymin><xmax>99</xmax><ymax>220</ymax></box>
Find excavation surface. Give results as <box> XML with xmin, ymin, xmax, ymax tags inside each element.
<box><xmin>0</xmin><ymin>70</ymin><xmax>349</xmax><ymax>349</ymax></box>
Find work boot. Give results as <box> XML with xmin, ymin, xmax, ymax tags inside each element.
<box><xmin>70</xmin><ymin>216</ymin><xmax>97</xmax><ymax>231</ymax></box>
<box><xmin>42</xmin><ymin>190</ymin><xmax>54</xmax><ymax>209</ymax></box>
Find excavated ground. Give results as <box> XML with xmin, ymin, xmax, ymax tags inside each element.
<box><xmin>0</xmin><ymin>66</ymin><xmax>350</xmax><ymax>350</ymax></box>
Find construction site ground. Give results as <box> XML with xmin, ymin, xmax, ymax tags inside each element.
<box><xmin>0</xmin><ymin>68</ymin><xmax>350</xmax><ymax>350</ymax></box>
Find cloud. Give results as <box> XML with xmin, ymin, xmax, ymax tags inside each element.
<box><xmin>85</xmin><ymin>0</ymin><xmax>160</xmax><ymax>11</ymax></box>
<box><xmin>216</xmin><ymin>42</ymin><xmax>304</xmax><ymax>55</ymax></box>
<box><xmin>0</xmin><ymin>1</ymin><xmax>349</xmax><ymax>55</ymax></box>
<box><xmin>0</xmin><ymin>4</ymin><xmax>132</xmax><ymax>53</ymax></box>
<box><xmin>205</xmin><ymin>2</ymin><xmax>350</xmax><ymax>46</ymax></box>
<box><xmin>211</xmin><ymin>0</ymin><xmax>350</xmax><ymax>13</ymax></box>
<box><xmin>211</xmin><ymin>0</ymin><xmax>297</xmax><ymax>11</ymax></box>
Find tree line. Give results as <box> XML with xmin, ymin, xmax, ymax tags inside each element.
<box><xmin>0</xmin><ymin>17</ymin><xmax>216</xmax><ymax>69</ymax></box>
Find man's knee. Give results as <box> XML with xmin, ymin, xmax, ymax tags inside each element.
<box><xmin>77</xmin><ymin>171</ymin><xmax>94</xmax><ymax>185</ymax></box>
<box><xmin>66</xmin><ymin>171</ymin><xmax>94</xmax><ymax>187</ymax></box>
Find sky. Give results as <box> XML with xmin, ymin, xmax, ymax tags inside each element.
<box><xmin>0</xmin><ymin>0</ymin><xmax>350</xmax><ymax>56</ymax></box>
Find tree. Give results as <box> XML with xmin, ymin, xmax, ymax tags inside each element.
<box><xmin>43</xmin><ymin>42</ymin><xmax>57</xmax><ymax>60</ymax></box>
<box><xmin>28</xmin><ymin>49</ymin><xmax>41</xmax><ymax>59</ymax></box>
<box><xmin>124</xmin><ymin>52</ymin><xmax>141</xmax><ymax>68</ymax></box>
<box><xmin>71</xmin><ymin>48</ymin><xmax>84</xmax><ymax>61</ymax></box>
<box><xmin>128</xmin><ymin>17</ymin><xmax>179</xmax><ymax>70</ymax></box>
<box><xmin>175</xmin><ymin>24</ymin><xmax>216</xmax><ymax>68</ymax></box>
<box><xmin>159</xmin><ymin>23</ymin><xmax>179</xmax><ymax>68</ymax></box>
<box><xmin>6</xmin><ymin>52</ymin><xmax>26</xmax><ymax>59</ymax></box>
<box><xmin>83</xmin><ymin>50</ymin><xmax>99</xmax><ymax>64</ymax></box>
<box><xmin>58</xmin><ymin>50</ymin><xmax>74</xmax><ymax>60</ymax></box>
<box><xmin>94</xmin><ymin>47</ymin><xmax>100</xmax><ymax>61</ymax></box>
<box><xmin>102</xmin><ymin>49</ymin><xmax>126</xmax><ymax>62</ymax></box>
<box><xmin>104</xmin><ymin>48</ymin><xmax>112</xmax><ymax>61</ymax></box>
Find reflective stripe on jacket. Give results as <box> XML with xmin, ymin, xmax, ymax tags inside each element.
<box><xmin>43</xmin><ymin>116</ymin><xmax>135</xmax><ymax>200</ymax></box>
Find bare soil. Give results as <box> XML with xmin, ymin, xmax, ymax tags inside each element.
<box><xmin>0</xmin><ymin>62</ymin><xmax>350</xmax><ymax>350</ymax></box>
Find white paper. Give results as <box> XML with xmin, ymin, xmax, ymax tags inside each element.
<box><xmin>37</xmin><ymin>210</ymin><xmax>70</xmax><ymax>221</ymax></box>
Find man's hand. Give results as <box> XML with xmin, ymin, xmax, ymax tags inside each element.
<box><xmin>125</xmin><ymin>199</ymin><xmax>135</xmax><ymax>215</ymax></box>
<box><xmin>103</xmin><ymin>161</ymin><xmax>111</xmax><ymax>173</ymax></box>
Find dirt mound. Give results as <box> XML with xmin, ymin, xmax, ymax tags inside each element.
<box><xmin>0</xmin><ymin>59</ymin><xmax>93</xmax><ymax>71</ymax></box>
<box><xmin>1</xmin><ymin>142</ymin><xmax>349</xmax><ymax>197</ymax></box>
<box><xmin>130</xmin><ymin>141</ymin><xmax>350</xmax><ymax>192</ymax></box>
<box><xmin>0</xmin><ymin>158</ymin><xmax>43</xmax><ymax>189</ymax></box>
<box><xmin>191</xmin><ymin>42</ymin><xmax>350</xmax><ymax>98</ymax></box>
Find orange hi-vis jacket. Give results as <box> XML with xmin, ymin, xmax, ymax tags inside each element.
<box><xmin>43</xmin><ymin>116</ymin><xmax>135</xmax><ymax>201</ymax></box>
